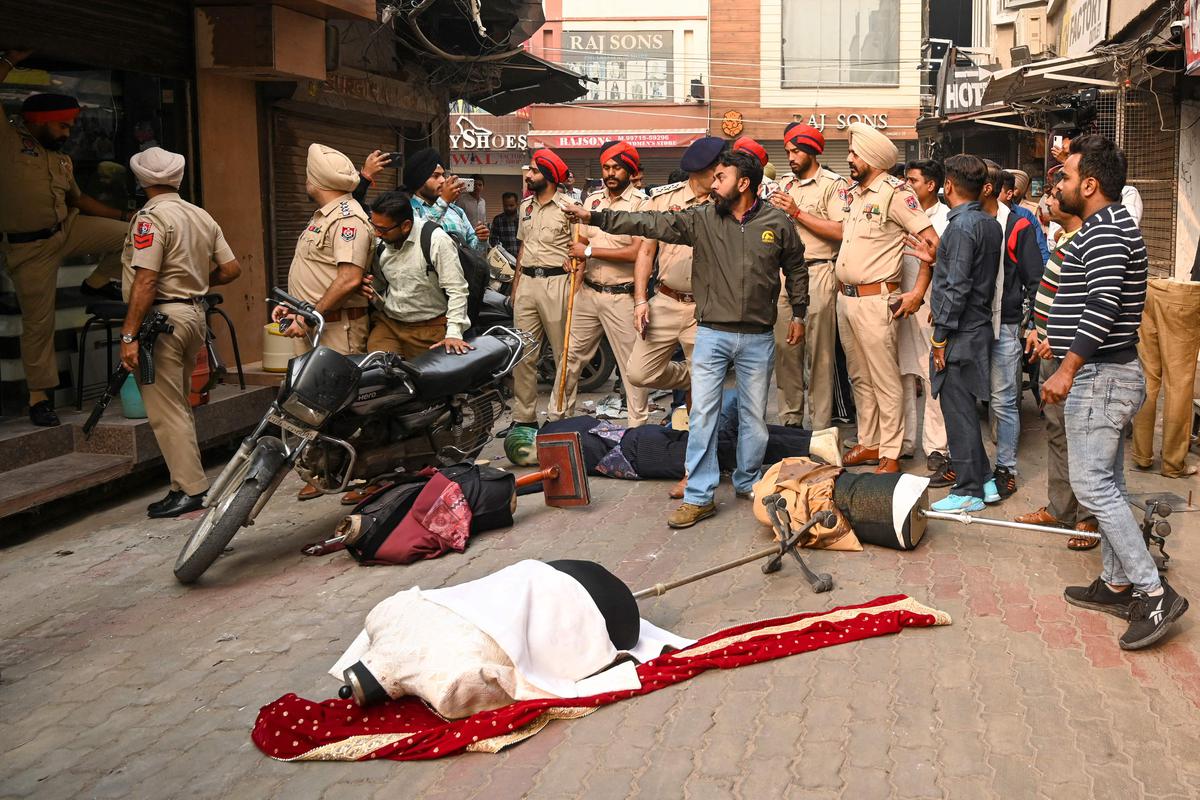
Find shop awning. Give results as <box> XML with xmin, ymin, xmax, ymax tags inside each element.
<box><xmin>940</xmin><ymin>106</ymin><xmax>1042</xmax><ymax>133</ymax></box>
<box><xmin>528</xmin><ymin>130</ymin><xmax>708</xmax><ymax>149</ymax></box>
<box><xmin>464</xmin><ymin>53</ymin><xmax>591</xmax><ymax>116</ymax></box>
<box><xmin>982</xmin><ymin>54</ymin><xmax>1118</xmax><ymax>106</ymax></box>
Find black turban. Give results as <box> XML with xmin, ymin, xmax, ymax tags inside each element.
<box><xmin>403</xmin><ymin>147</ymin><xmax>443</xmax><ymax>192</ymax></box>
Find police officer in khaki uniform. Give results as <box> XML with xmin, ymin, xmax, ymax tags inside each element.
<box><xmin>563</xmin><ymin>141</ymin><xmax>649</xmax><ymax>426</ymax></box>
<box><xmin>766</xmin><ymin>124</ymin><xmax>847</xmax><ymax>431</ymax></box>
<box><xmin>119</xmin><ymin>148</ymin><xmax>241</xmax><ymax>518</ymax></box>
<box><xmin>626</xmin><ymin>137</ymin><xmax>724</xmax><ymax>396</ymax></box>
<box><xmin>275</xmin><ymin>143</ymin><xmax>374</xmax><ymax>357</ymax></box>
<box><xmin>836</xmin><ymin>124</ymin><xmax>939</xmax><ymax>474</ymax></box>
<box><xmin>1</xmin><ymin>50</ymin><xmax>133</xmax><ymax>426</ymax></box>
<box><xmin>510</xmin><ymin>148</ymin><xmax>573</xmax><ymax>429</ymax></box>
<box><xmin>273</xmin><ymin>143</ymin><xmax>374</xmax><ymax>500</ymax></box>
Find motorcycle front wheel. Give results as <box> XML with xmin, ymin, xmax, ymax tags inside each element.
<box><xmin>173</xmin><ymin>475</ymin><xmax>266</xmax><ymax>584</ymax></box>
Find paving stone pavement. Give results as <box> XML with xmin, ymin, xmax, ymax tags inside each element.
<box><xmin>1</xmin><ymin>398</ymin><xmax>1198</xmax><ymax>799</ymax></box>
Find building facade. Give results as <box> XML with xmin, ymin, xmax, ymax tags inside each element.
<box><xmin>708</xmin><ymin>0</ymin><xmax>925</xmax><ymax>174</ymax></box>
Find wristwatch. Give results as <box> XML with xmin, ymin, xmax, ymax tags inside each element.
<box><xmin>583</xmin><ymin>244</ymin><xmax>593</xmax><ymax>258</ymax></box>
<box><xmin>121</xmin><ymin>333</ymin><xmax>136</xmax><ymax>344</ymax></box>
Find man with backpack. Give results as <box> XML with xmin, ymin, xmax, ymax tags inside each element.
<box><xmin>364</xmin><ymin>190</ymin><xmax>472</xmax><ymax>356</ymax></box>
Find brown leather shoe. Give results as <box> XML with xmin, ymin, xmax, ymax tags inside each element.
<box><xmin>297</xmin><ymin>482</ymin><xmax>322</xmax><ymax>501</ymax></box>
<box><xmin>874</xmin><ymin>457</ymin><xmax>899</xmax><ymax>474</ymax></box>
<box><xmin>1014</xmin><ymin>506</ymin><xmax>1063</xmax><ymax>526</ymax></box>
<box><xmin>667</xmin><ymin>501</ymin><xmax>717</xmax><ymax>529</ymax></box>
<box><xmin>668</xmin><ymin>476</ymin><xmax>687</xmax><ymax>499</ymax></box>
<box><xmin>1068</xmin><ymin>520</ymin><xmax>1100</xmax><ymax>551</ymax></box>
<box><xmin>843</xmin><ymin>445</ymin><xmax>880</xmax><ymax>466</ymax></box>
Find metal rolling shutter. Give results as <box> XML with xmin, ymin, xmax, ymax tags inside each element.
<box><xmin>764</xmin><ymin>140</ymin><xmax>852</xmax><ymax>183</ymax></box>
<box><xmin>0</xmin><ymin>0</ymin><xmax>194</xmax><ymax>77</ymax></box>
<box><xmin>270</xmin><ymin>111</ymin><xmax>403</xmax><ymax>289</ymax></box>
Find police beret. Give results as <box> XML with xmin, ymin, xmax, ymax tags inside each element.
<box><xmin>403</xmin><ymin>147</ymin><xmax>444</xmax><ymax>192</ymax></box>
<box><xmin>21</xmin><ymin>93</ymin><xmax>80</xmax><ymax>124</ymax></box>
<box><xmin>680</xmin><ymin>136</ymin><xmax>726</xmax><ymax>173</ymax></box>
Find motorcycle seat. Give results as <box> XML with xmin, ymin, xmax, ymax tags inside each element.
<box><xmin>401</xmin><ymin>335</ymin><xmax>512</xmax><ymax>397</ymax></box>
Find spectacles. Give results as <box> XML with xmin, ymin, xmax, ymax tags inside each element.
<box><xmin>371</xmin><ymin>221</ymin><xmax>402</xmax><ymax>234</ymax></box>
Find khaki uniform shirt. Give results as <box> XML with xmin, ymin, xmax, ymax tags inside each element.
<box><xmin>780</xmin><ymin>166</ymin><xmax>848</xmax><ymax>262</ymax></box>
<box><xmin>287</xmin><ymin>194</ymin><xmax>373</xmax><ymax>308</ymax></box>
<box><xmin>582</xmin><ymin>183</ymin><xmax>645</xmax><ymax>285</ymax></box>
<box><xmin>835</xmin><ymin>173</ymin><xmax>933</xmax><ymax>285</ymax></box>
<box><xmin>517</xmin><ymin>193</ymin><xmax>571</xmax><ymax>268</ymax></box>
<box><xmin>121</xmin><ymin>193</ymin><xmax>233</xmax><ymax>301</ymax></box>
<box><xmin>0</xmin><ymin>116</ymin><xmax>80</xmax><ymax>233</ymax></box>
<box><xmin>644</xmin><ymin>180</ymin><xmax>708</xmax><ymax>293</ymax></box>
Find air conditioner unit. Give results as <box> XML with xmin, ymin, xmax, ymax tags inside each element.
<box><xmin>1015</xmin><ymin>8</ymin><xmax>1047</xmax><ymax>55</ymax></box>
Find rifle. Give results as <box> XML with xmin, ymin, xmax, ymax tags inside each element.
<box><xmin>82</xmin><ymin>310</ymin><xmax>174</xmax><ymax>437</ymax></box>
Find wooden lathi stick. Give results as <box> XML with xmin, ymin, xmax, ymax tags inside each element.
<box><xmin>556</xmin><ymin>223</ymin><xmax>581</xmax><ymax>412</ymax></box>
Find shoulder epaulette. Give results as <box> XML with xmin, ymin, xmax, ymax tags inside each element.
<box><xmin>821</xmin><ymin>167</ymin><xmax>847</xmax><ymax>183</ymax></box>
<box><xmin>649</xmin><ymin>180</ymin><xmax>685</xmax><ymax>198</ymax></box>
<box><xmin>885</xmin><ymin>174</ymin><xmax>906</xmax><ymax>188</ymax></box>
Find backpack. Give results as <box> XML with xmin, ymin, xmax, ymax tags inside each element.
<box><xmin>420</xmin><ymin>222</ymin><xmax>489</xmax><ymax>332</ymax></box>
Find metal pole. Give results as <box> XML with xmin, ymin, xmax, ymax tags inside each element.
<box><xmin>921</xmin><ymin>509</ymin><xmax>1100</xmax><ymax>539</ymax></box>
<box><xmin>633</xmin><ymin>543</ymin><xmax>786</xmax><ymax>600</ymax></box>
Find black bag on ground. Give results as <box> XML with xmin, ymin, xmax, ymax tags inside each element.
<box><xmin>437</xmin><ymin>463</ymin><xmax>517</xmax><ymax>533</ymax></box>
<box><xmin>420</xmin><ymin>222</ymin><xmax>489</xmax><ymax>330</ymax></box>
<box><xmin>344</xmin><ymin>478</ymin><xmax>430</xmax><ymax>562</ymax></box>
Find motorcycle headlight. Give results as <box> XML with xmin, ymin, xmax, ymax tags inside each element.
<box><xmin>282</xmin><ymin>393</ymin><xmax>331</xmax><ymax>426</ymax></box>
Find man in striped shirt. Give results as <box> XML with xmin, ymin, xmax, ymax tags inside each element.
<box><xmin>1017</xmin><ymin>174</ymin><xmax>1098</xmax><ymax>550</ymax></box>
<box><xmin>1043</xmin><ymin>135</ymin><xmax>1188</xmax><ymax>651</ymax></box>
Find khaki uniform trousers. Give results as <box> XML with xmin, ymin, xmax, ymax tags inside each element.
<box><xmin>367</xmin><ymin>313</ymin><xmax>446</xmax><ymax>360</ymax></box>
<box><xmin>901</xmin><ymin>312</ymin><xmax>948</xmax><ymax>457</ymax></box>
<box><xmin>3</xmin><ymin>211</ymin><xmax>125</xmax><ymax>392</ymax></box>
<box><xmin>512</xmin><ymin>272</ymin><xmax>570</xmax><ymax>424</ymax></box>
<box><xmin>773</xmin><ymin>261</ymin><xmax>838</xmax><ymax>428</ymax></box>
<box><xmin>139</xmin><ymin>302</ymin><xmax>208</xmax><ymax>496</ymax></box>
<box><xmin>837</xmin><ymin>293</ymin><xmax>904</xmax><ymax>459</ymax></box>
<box><xmin>1132</xmin><ymin>278</ymin><xmax>1200</xmax><ymax>476</ymax></box>
<box><xmin>625</xmin><ymin>292</ymin><xmax>695</xmax><ymax>392</ymax></box>
<box><xmin>291</xmin><ymin>314</ymin><xmax>369</xmax><ymax>357</ymax></box>
<box><xmin>561</xmin><ymin>287</ymin><xmax>649</xmax><ymax>427</ymax></box>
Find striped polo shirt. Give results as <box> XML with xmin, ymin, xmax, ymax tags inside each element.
<box><xmin>1032</xmin><ymin>228</ymin><xmax>1078</xmax><ymax>339</ymax></box>
<box><xmin>1046</xmin><ymin>203</ymin><xmax>1147</xmax><ymax>363</ymax></box>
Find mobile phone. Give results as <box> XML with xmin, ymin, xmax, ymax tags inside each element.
<box><xmin>460</xmin><ymin>177</ymin><xmax>475</xmax><ymax>193</ymax></box>
<box><xmin>888</xmin><ymin>296</ymin><xmax>904</xmax><ymax>317</ymax></box>
<box><xmin>382</xmin><ymin>151</ymin><xmax>402</xmax><ymax>165</ymax></box>
<box><xmin>1052</xmin><ymin>135</ymin><xmax>1064</xmax><ymax>151</ymax></box>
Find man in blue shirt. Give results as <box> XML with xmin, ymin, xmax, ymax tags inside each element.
<box><xmin>913</xmin><ymin>154</ymin><xmax>1002</xmax><ymax>512</ymax></box>
<box><xmin>401</xmin><ymin>147</ymin><xmax>487</xmax><ymax>253</ymax></box>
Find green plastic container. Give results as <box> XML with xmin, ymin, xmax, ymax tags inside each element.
<box><xmin>120</xmin><ymin>374</ymin><xmax>147</xmax><ymax>419</ymax></box>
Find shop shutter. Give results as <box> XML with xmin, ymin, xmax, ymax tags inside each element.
<box><xmin>764</xmin><ymin>140</ymin><xmax>852</xmax><ymax>185</ymax></box>
<box><xmin>1120</xmin><ymin>84</ymin><xmax>1177</xmax><ymax>279</ymax></box>
<box><xmin>1</xmin><ymin>0</ymin><xmax>194</xmax><ymax>78</ymax></box>
<box><xmin>270</xmin><ymin>110</ymin><xmax>403</xmax><ymax>289</ymax></box>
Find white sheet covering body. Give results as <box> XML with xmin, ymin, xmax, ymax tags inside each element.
<box><xmin>330</xmin><ymin>560</ymin><xmax>693</xmax><ymax>719</ymax></box>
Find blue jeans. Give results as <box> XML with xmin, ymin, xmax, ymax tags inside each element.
<box><xmin>1064</xmin><ymin>361</ymin><xmax>1159</xmax><ymax>592</ymax></box>
<box><xmin>684</xmin><ymin>326</ymin><xmax>774</xmax><ymax>505</ymax></box>
<box><xmin>989</xmin><ymin>323</ymin><xmax>1022</xmax><ymax>469</ymax></box>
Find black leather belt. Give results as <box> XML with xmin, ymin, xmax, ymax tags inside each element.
<box><xmin>585</xmin><ymin>279</ymin><xmax>635</xmax><ymax>295</ymax></box>
<box><xmin>804</xmin><ymin>258</ymin><xmax>834</xmax><ymax>266</ymax></box>
<box><xmin>522</xmin><ymin>266</ymin><xmax>568</xmax><ymax>278</ymax></box>
<box><xmin>153</xmin><ymin>296</ymin><xmax>206</xmax><ymax>306</ymax></box>
<box><xmin>5</xmin><ymin>222</ymin><xmax>63</xmax><ymax>244</ymax></box>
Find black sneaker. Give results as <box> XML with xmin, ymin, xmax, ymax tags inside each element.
<box><xmin>927</xmin><ymin>465</ymin><xmax>956</xmax><ymax>489</ymax></box>
<box><xmin>992</xmin><ymin>466</ymin><xmax>1017</xmax><ymax>499</ymax></box>
<box><xmin>1064</xmin><ymin>578</ymin><xmax>1136</xmax><ymax>619</ymax></box>
<box><xmin>29</xmin><ymin>400</ymin><xmax>60</xmax><ymax>427</ymax></box>
<box><xmin>1120</xmin><ymin>580</ymin><xmax>1189</xmax><ymax>651</ymax></box>
<box><xmin>926</xmin><ymin>451</ymin><xmax>949</xmax><ymax>473</ymax></box>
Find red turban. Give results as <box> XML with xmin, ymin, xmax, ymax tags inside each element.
<box><xmin>783</xmin><ymin>123</ymin><xmax>825</xmax><ymax>155</ymax></box>
<box><xmin>531</xmin><ymin>148</ymin><xmax>569</xmax><ymax>185</ymax></box>
<box><xmin>20</xmin><ymin>93</ymin><xmax>81</xmax><ymax>125</ymax></box>
<box><xmin>732</xmin><ymin>136</ymin><xmax>768</xmax><ymax>167</ymax></box>
<box><xmin>600</xmin><ymin>140</ymin><xmax>640</xmax><ymax>175</ymax></box>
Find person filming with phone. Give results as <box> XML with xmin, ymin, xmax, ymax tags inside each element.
<box><xmin>399</xmin><ymin>148</ymin><xmax>488</xmax><ymax>253</ymax></box>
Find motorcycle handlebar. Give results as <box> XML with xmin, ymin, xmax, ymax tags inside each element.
<box><xmin>270</xmin><ymin>287</ymin><xmax>325</xmax><ymax>341</ymax></box>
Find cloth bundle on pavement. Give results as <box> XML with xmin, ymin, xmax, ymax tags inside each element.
<box><xmin>327</xmin><ymin>560</ymin><xmax>693</xmax><ymax>718</ymax></box>
<box><xmin>752</xmin><ymin>458</ymin><xmax>862</xmax><ymax>551</ymax></box>
<box><xmin>339</xmin><ymin>464</ymin><xmax>516</xmax><ymax>565</ymax></box>
<box><xmin>254</xmin><ymin>594</ymin><xmax>951</xmax><ymax>761</ymax></box>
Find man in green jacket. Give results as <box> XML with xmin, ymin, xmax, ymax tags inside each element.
<box><xmin>566</xmin><ymin>150</ymin><xmax>807</xmax><ymax>528</ymax></box>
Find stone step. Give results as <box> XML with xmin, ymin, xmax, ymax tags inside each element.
<box><xmin>0</xmin><ymin>452</ymin><xmax>133</xmax><ymax>518</ymax></box>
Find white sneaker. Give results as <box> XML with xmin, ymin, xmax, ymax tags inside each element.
<box><xmin>808</xmin><ymin>427</ymin><xmax>842</xmax><ymax>466</ymax></box>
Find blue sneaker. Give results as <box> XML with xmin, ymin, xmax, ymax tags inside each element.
<box><xmin>931</xmin><ymin>494</ymin><xmax>986</xmax><ymax>513</ymax></box>
<box><xmin>983</xmin><ymin>479</ymin><xmax>1001</xmax><ymax>504</ymax></box>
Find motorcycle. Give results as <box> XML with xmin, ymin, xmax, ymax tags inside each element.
<box><xmin>173</xmin><ymin>288</ymin><xmax>535</xmax><ymax>584</ymax></box>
